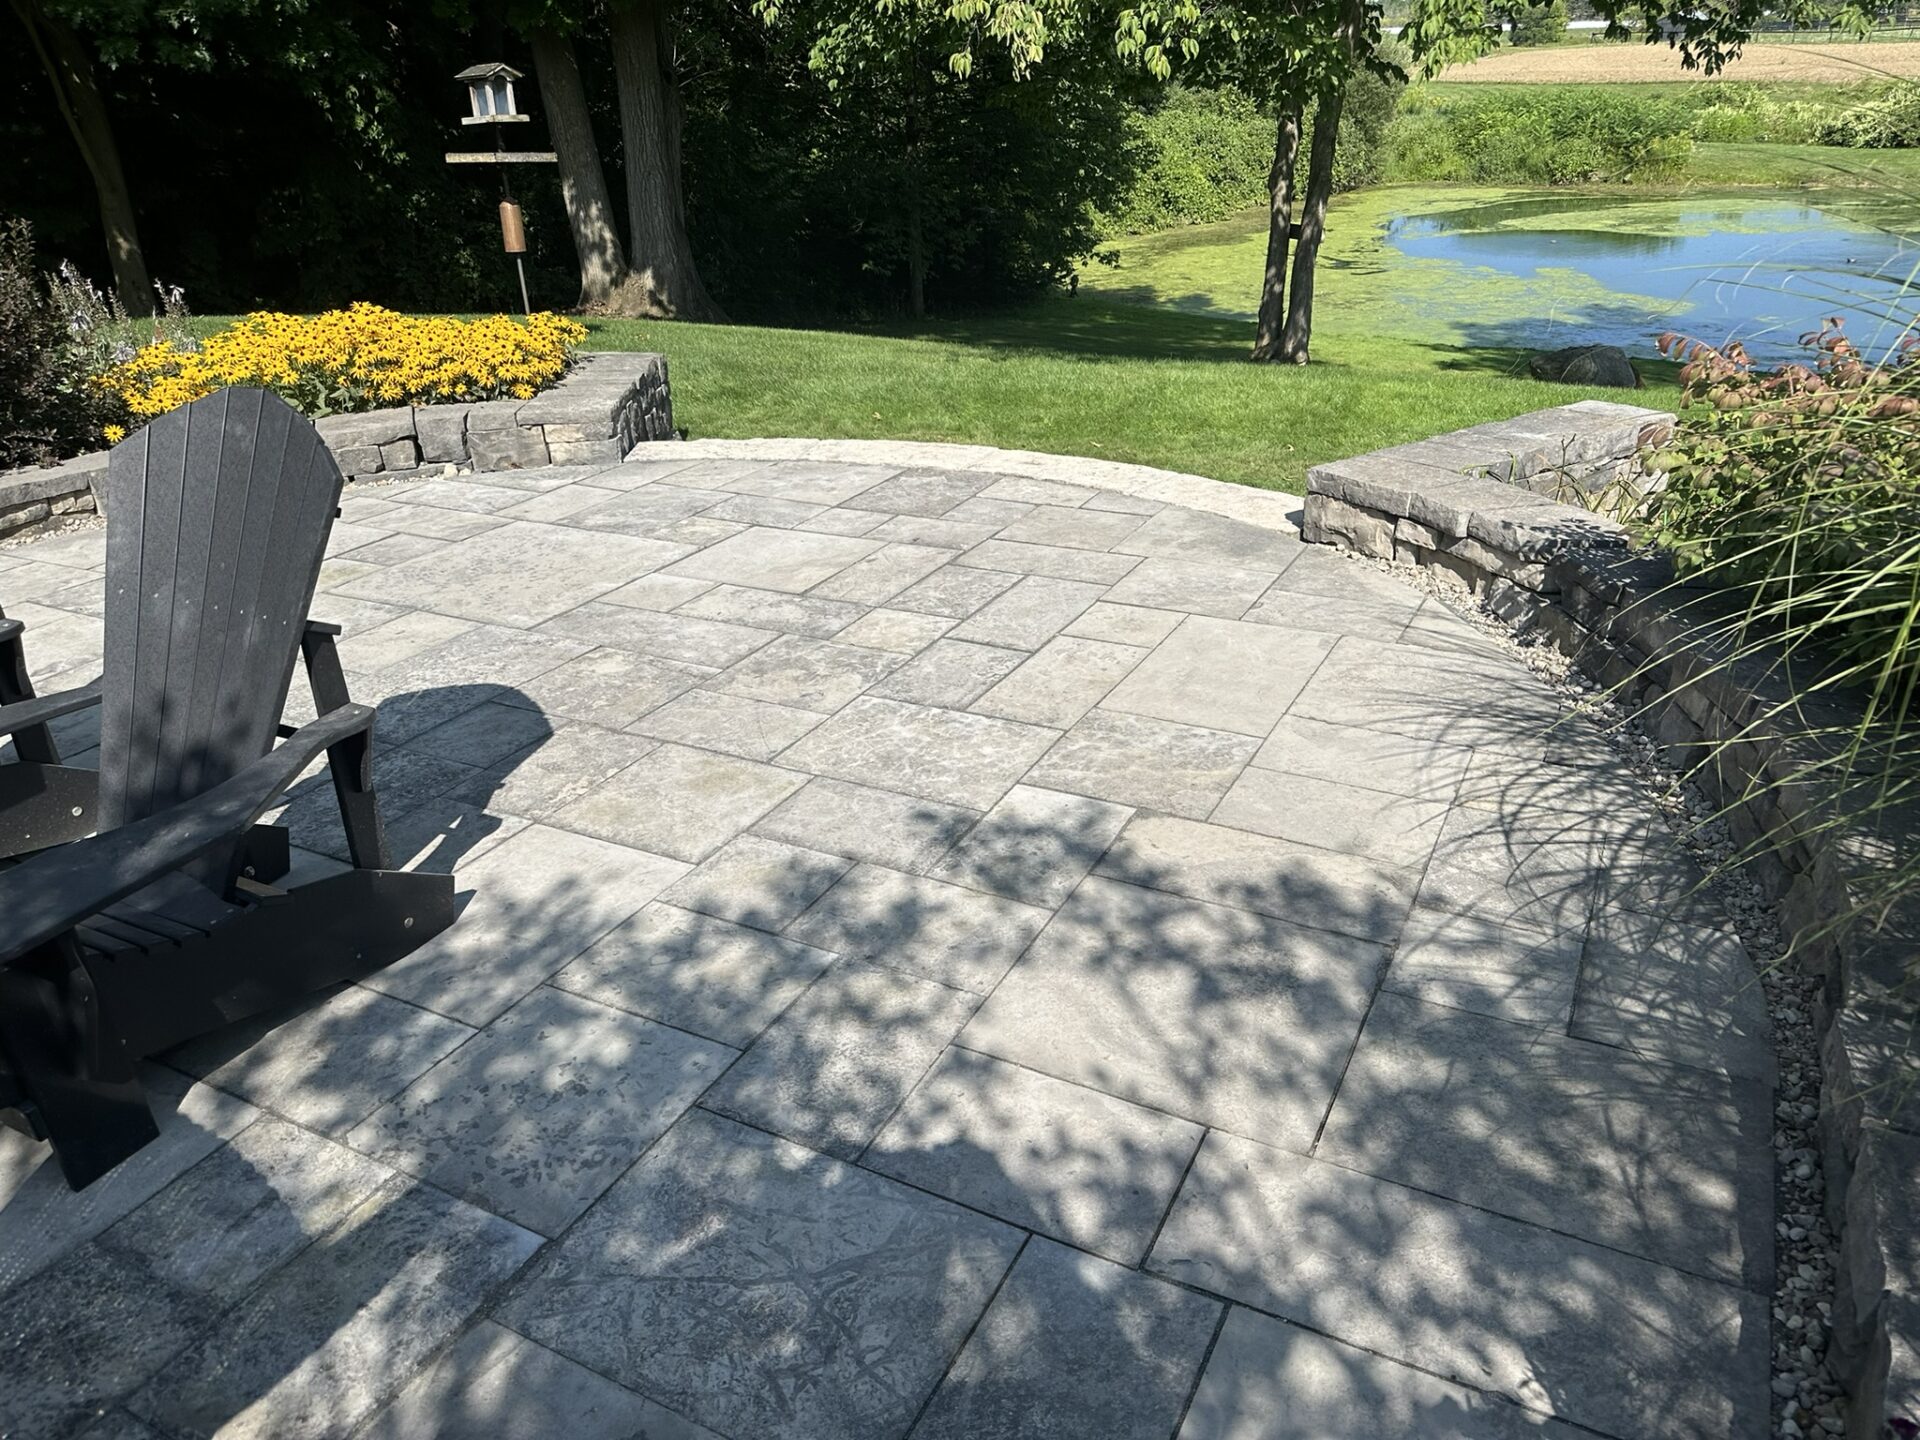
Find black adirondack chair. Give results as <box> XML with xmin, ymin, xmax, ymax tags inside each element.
<box><xmin>0</xmin><ymin>388</ymin><xmax>457</xmax><ymax>1190</ymax></box>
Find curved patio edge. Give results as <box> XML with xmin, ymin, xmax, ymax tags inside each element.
<box><xmin>629</xmin><ymin>436</ymin><xmax>1305</xmax><ymax>537</ymax></box>
<box><xmin>1301</xmin><ymin>399</ymin><xmax>1920</xmax><ymax>1439</ymax></box>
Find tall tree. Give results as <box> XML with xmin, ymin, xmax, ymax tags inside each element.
<box><xmin>608</xmin><ymin>0</ymin><xmax>724</xmax><ymax>320</ymax></box>
<box><xmin>1279</xmin><ymin>0</ymin><xmax>1365</xmax><ymax>362</ymax></box>
<box><xmin>528</xmin><ymin>26</ymin><xmax>630</xmax><ymax>309</ymax></box>
<box><xmin>12</xmin><ymin>0</ymin><xmax>150</xmax><ymax>311</ymax></box>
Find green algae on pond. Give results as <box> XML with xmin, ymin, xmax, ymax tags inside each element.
<box><xmin>1082</xmin><ymin>184</ymin><xmax>1920</xmax><ymax>367</ymax></box>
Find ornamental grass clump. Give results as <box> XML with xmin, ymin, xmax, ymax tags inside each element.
<box><xmin>1645</xmin><ymin>320</ymin><xmax>1920</xmax><ymax>967</ymax></box>
<box><xmin>94</xmin><ymin>304</ymin><xmax>586</xmax><ymax>440</ymax></box>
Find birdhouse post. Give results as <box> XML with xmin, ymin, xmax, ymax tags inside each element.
<box><xmin>446</xmin><ymin>62</ymin><xmax>556</xmax><ymax>314</ymax></box>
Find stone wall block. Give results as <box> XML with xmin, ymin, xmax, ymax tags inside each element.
<box><xmin>1300</xmin><ymin>494</ymin><xmax>1395</xmax><ymax>559</ymax></box>
<box><xmin>315</xmin><ymin>407</ymin><xmax>414</xmax><ymax>449</ymax></box>
<box><xmin>330</xmin><ymin>444</ymin><xmax>383</xmax><ymax>477</ymax></box>
<box><xmin>469</xmin><ymin>425</ymin><xmax>550</xmax><ymax>471</ymax></box>
<box><xmin>415</xmin><ymin>405</ymin><xmax>471</xmax><ymax>464</ymax></box>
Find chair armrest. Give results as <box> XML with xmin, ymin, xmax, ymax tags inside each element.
<box><xmin>0</xmin><ymin>702</ymin><xmax>375</xmax><ymax>967</ymax></box>
<box><xmin>0</xmin><ymin>617</ymin><xmax>22</xmax><ymax>645</ymax></box>
<box><xmin>0</xmin><ymin>681</ymin><xmax>102</xmax><ymax>740</ymax></box>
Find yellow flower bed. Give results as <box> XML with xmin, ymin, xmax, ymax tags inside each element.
<box><xmin>95</xmin><ymin>303</ymin><xmax>587</xmax><ymax>442</ymax></box>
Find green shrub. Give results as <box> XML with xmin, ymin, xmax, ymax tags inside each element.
<box><xmin>1098</xmin><ymin>86</ymin><xmax>1274</xmax><ymax>237</ymax></box>
<box><xmin>1509</xmin><ymin>0</ymin><xmax>1568</xmax><ymax>47</ymax></box>
<box><xmin>1817</xmin><ymin>82</ymin><xmax>1920</xmax><ymax>147</ymax></box>
<box><xmin>0</xmin><ymin>218</ymin><xmax>120</xmax><ymax>470</ymax></box>
<box><xmin>1386</xmin><ymin>86</ymin><xmax>1692</xmax><ymax>184</ymax></box>
<box><xmin>1644</xmin><ymin>322</ymin><xmax>1920</xmax><ymax>968</ymax></box>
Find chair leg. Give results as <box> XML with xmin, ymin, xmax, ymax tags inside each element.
<box><xmin>0</xmin><ymin>940</ymin><xmax>158</xmax><ymax>1190</ymax></box>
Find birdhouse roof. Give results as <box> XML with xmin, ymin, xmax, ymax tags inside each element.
<box><xmin>455</xmin><ymin>63</ymin><xmax>523</xmax><ymax>82</ymax></box>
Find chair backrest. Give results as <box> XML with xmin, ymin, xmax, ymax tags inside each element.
<box><xmin>97</xmin><ymin>388</ymin><xmax>344</xmax><ymax>831</ymax></box>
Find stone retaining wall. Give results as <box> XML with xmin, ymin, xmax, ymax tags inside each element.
<box><xmin>0</xmin><ymin>350</ymin><xmax>675</xmax><ymax>543</ymax></box>
<box><xmin>1303</xmin><ymin>401</ymin><xmax>1919</xmax><ymax>1439</ymax></box>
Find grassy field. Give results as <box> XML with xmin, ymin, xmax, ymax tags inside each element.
<box><xmin>1437</xmin><ymin>39</ymin><xmax>1920</xmax><ymax>83</ymax></box>
<box><xmin>581</xmin><ymin>301</ymin><xmax>1608</xmax><ymax>492</ymax></box>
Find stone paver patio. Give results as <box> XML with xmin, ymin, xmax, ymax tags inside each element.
<box><xmin>1</xmin><ymin>446</ymin><xmax>1774</xmax><ymax>1438</ymax></box>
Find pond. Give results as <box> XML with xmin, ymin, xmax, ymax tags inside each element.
<box><xmin>1080</xmin><ymin>184</ymin><xmax>1920</xmax><ymax>370</ymax></box>
<box><xmin>1384</xmin><ymin>191</ymin><xmax>1920</xmax><ymax>365</ymax></box>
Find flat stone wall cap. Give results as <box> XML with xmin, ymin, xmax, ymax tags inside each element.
<box><xmin>1468</xmin><ymin>499</ymin><xmax>1626</xmax><ymax>561</ymax></box>
<box><xmin>1565</xmin><ymin>399</ymin><xmax>1677</xmax><ymax>424</ymax></box>
<box><xmin>314</xmin><ymin>406</ymin><xmax>415</xmax><ymax>448</ymax></box>
<box><xmin>464</xmin><ymin>398</ymin><xmax>527</xmax><ymax>430</ymax></box>
<box><xmin>1402</xmin><ymin>472</ymin><xmax>1556</xmax><ymax>539</ymax></box>
<box><xmin>0</xmin><ymin>450</ymin><xmax>111</xmax><ymax>507</ymax></box>
<box><xmin>1306</xmin><ymin>453</ymin><xmax>1462</xmax><ymax>514</ymax></box>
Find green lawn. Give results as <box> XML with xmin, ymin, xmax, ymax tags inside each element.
<box><xmin>582</xmin><ymin>230</ymin><xmax>1646</xmax><ymax>494</ymax></box>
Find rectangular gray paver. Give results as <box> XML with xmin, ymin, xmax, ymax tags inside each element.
<box><xmin>335</xmin><ymin>521</ymin><xmax>692</xmax><ymax>627</ymax></box>
<box><xmin>863</xmin><ymin>513</ymin><xmax>1000</xmax><ymax>550</ymax></box>
<box><xmin>597</xmin><ymin>571</ymin><xmax>718</xmax><ymax>611</ymax></box>
<box><xmin>405</xmin><ymin>699</ymin><xmax>558</xmax><ymax>768</ymax></box>
<box><xmin>499</xmin><ymin>647</ymin><xmax>714</xmax><ymax>728</ymax></box>
<box><xmin>336</xmin><ymin>611</ymin><xmax>477</xmax><ymax>671</ymax></box>
<box><xmin>538</xmin><ymin>600</ymin><xmax>778</xmax><ymax>667</ymax></box>
<box><xmin>993</xmin><ymin>504</ymin><xmax>1149</xmax><ymax>551</ymax></box>
<box><xmin>841</xmin><ymin>468</ymin><xmax>990</xmax><ymax>516</ymax></box>
<box><xmin>1026</xmin><ymin>709</ymin><xmax>1258</xmax><ymax>820</ymax></box>
<box><xmin>1253</xmin><ymin>714</ymin><xmax>1471</xmax><ymax>801</ymax></box>
<box><xmin>563</xmin><ymin>485</ymin><xmax>733</xmax><ymax>536</ymax></box>
<box><xmin>628</xmin><ymin>688</ymin><xmax>825</xmax><ymax>760</ymax></box>
<box><xmin>787</xmin><ymin>862</ymin><xmax>1052</xmax><ymax>993</ymax></box>
<box><xmin>971</xmin><ymin>634</ymin><xmax>1146</xmax><ymax>728</ymax></box>
<box><xmin>867</xmin><ymin>1048</ymin><xmax>1203</xmax><ymax>1263</ymax></box>
<box><xmin>549</xmin><ymin>742</ymin><xmax>807</xmax><ymax>862</ymax></box>
<box><xmin>1178</xmin><ymin>1307</ymin><xmax>1587</xmax><ymax>1440</ymax></box>
<box><xmin>1094</xmin><ymin>814</ymin><xmax>1418</xmax><ymax>945</ymax></box>
<box><xmin>365</xmin><ymin>824</ymin><xmax>688</xmax><ymax>1025</ymax></box>
<box><xmin>914</xmin><ymin>1238</ymin><xmax>1220</xmax><ymax>1440</ymax></box>
<box><xmin>673</xmin><ymin>583</ymin><xmax>865</xmax><ymax>638</ymax></box>
<box><xmin>1416</xmin><ymin>806</ymin><xmax>1600</xmax><ymax>938</ymax></box>
<box><xmin>753</xmin><ymin>776</ymin><xmax>981</xmax><ymax>872</ymax></box>
<box><xmin>1211</xmin><ymin>768</ymin><xmax>1449</xmax><ymax>869</ymax></box>
<box><xmin>714</xmin><ymin>459</ymin><xmax>902</xmax><ymax>505</ymax></box>
<box><xmin>963</xmin><ymin>876</ymin><xmax>1387</xmax><ymax>1150</ymax></box>
<box><xmin>1063</xmin><ymin>601</ymin><xmax>1186</xmax><ymax>647</ymax></box>
<box><xmin>948</xmin><ymin>575</ymin><xmax>1110</xmax><ymax>649</ymax></box>
<box><xmin>360</xmin><ymin>1322</ymin><xmax>722</xmax><ymax>1440</ymax></box>
<box><xmin>103</xmin><ymin>1117</ymin><xmax>393</xmax><ymax>1302</ymax></box>
<box><xmin>889</xmin><ymin>564</ymin><xmax>1021</xmax><ymax>618</ymax></box>
<box><xmin>1103</xmin><ymin>617</ymin><xmax>1334</xmax><ymax>737</ymax></box>
<box><xmin>1386</xmin><ymin>901</ymin><xmax>1584</xmax><ymax>1027</ymax></box>
<box><xmin>129</xmin><ymin>1181</ymin><xmax>541</xmax><ymax>1440</ymax></box>
<box><xmin>167</xmin><ymin>984</ymin><xmax>474</xmax><ymax>1136</ymax></box>
<box><xmin>979</xmin><ymin>475</ymin><xmax>1099</xmax><ymax>506</ymax></box>
<box><xmin>349</xmin><ymin>986</ymin><xmax>732</xmax><ymax>1234</ymax></box>
<box><xmin>453</xmin><ymin>724</ymin><xmax>657</xmax><ymax>821</ymax></box>
<box><xmin>1288</xmin><ymin>637</ymin><xmax>1565</xmax><ymax>750</ymax></box>
<box><xmin>1103</xmin><ymin>557</ymin><xmax>1277</xmax><ymax>619</ymax></box>
<box><xmin>930</xmin><ymin>783</ymin><xmax>1133</xmax><ymax>908</ymax></box>
<box><xmin>701</xmin><ymin>959</ymin><xmax>980</xmax><ymax>1160</ymax></box>
<box><xmin>1245</xmin><ymin>590</ymin><xmax>1423</xmax><ymax>643</ymax></box>
<box><xmin>0</xmin><ymin>1066</ymin><xmax>255</xmax><ymax>1298</ymax></box>
<box><xmin>661</xmin><ymin>526</ymin><xmax>883</xmax><ymax>592</ymax></box>
<box><xmin>778</xmin><ymin>695</ymin><xmax>1059</xmax><ymax>810</ymax></box>
<box><xmin>957</xmin><ymin>538</ymin><xmax>1140</xmax><ymax>584</ymax></box>
<box><xmin>1148</xmin><ymin>1131</ymin><xmax>1769</xmax><ymax>1439</ymax></box>
<box><xmin>1115</xmin><ymin>508</ymin><xmax>1304</xmax><ymax>570</ymax></box>
<box><xmin>807</xmin><ymin>542</ymin><xmax>957</xmax><ymax>605</ymax></box>
<box><xmin>1320</xmin><ymin>991</ymin><xmax>1773</xmax><ymax>1289</ymax></box>
<box><xmin>869</xmin><ymin>637</ymin><xmax>1028</xmax><ymax>707</ymax></box>
<box><xmin>658</xmin><ymin>833</ymin><xmax>852</xmax><ymax>932</ymax></box>
<box><xmin>704</xmin><ymin>493</ymin><xmax>829</xmax><ymax>528</ymax></box>
<box><xmin>1576</xmin><ymin>910</ymin><xmax>1776</xmax><ymax>1083</ymax></box>
<box><xmin>827</xmin><ymin>606</ymin><xmax>955</xmax><ymax>653</ymax></box>
<box><xmin>702</xmin><ymin>633</ymin><xmax>905</xmax><ymax>713</ymax></box>
<box><xmin>498</xmin><ymin>1108</ymin><xmax>1022</xmax><ymax>1440</ymax></box>
<box><xmin>553</xmin><ymin>901</ymin><xmax>838</xmax><ymax>1047</ymax></box>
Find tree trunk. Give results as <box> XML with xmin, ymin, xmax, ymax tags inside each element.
<box><xmin>529</xmin><ymin>28</ymin><xmax>629</xmax><ymax>311</ymax></box>
<box><xmin>13</xmin><ymin>0</ymin><xmax>151</xmax><ymax>312</ymax></box>
<box><xmin>607</xmin><ymin>0</ymin><xmax>724</xmax><ymax>321</ymax></box>
<box><xmin>1278</xmin><ymin>82</ymin><xmax>1347</xmax><ymax>365</ymax></box>
<box><xmin>1250</xmin><ymin>102</ymin><xmax>1302</xmax><ymax>363</ymax></box>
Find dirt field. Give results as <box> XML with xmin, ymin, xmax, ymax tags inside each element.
<box><xmin>1438</xmin><ymin>40</ymin><xmax>1920</xmax><ymax>84</ymax></box>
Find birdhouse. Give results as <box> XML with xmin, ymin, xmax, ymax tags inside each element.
<box><xmin>455</xmin><ymin>63</ymin><xmax>528</xmax><ymax>125</ymax></box>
